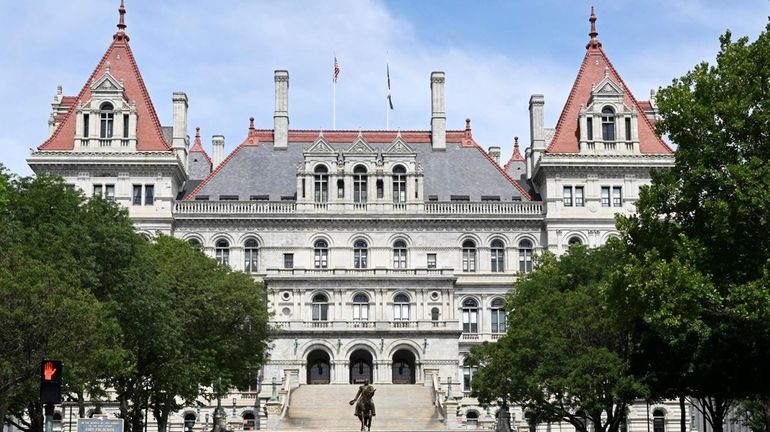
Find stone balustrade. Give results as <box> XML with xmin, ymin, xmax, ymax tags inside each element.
<box><xmin>272</xmin><ymin>320</ymin><xmax>458</xmax><ymax>331</ymax></box>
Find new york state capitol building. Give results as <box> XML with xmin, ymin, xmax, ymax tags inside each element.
<box><xmin>26</xmin><ymin>3</ymin><xmax>685</xmax><ymax>431</ymax></box>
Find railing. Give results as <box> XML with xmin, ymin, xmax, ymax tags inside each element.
<box><xmin>430</xmin><ymin>371</ymin><xmax>446</xmax><ymax>422</ymax></box>
<box><xmin>460</xmin><ymin>332</ymin><xmax>505</xmax><ymax>342</ymax></box>
<box><xmin>272</xmin><ymin>320</ymin><xmax>458</xmax><ymax>331</ymax></box>
<box><xmin>279</xmin><ymin>372</ymin><xmax>292</xmax><ymax>420</ymax></box>
<box><xmin>174</xmin><ymin>200</ymin><xmax>543</xmax><ymax>216</ymax></box>
<box><xmin>266</xmin><ymin>267</ymin><xmax>453</xmax><ymax>277</ymax></box>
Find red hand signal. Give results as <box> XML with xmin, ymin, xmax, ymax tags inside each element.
<box><xmin>43</xmin><ymin>362</ymin><xmax>57</xmax><ymax>381</ymax></box>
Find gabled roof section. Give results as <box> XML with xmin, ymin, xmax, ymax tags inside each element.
<box><xmin>503</xmin><ymin>136</ymin><xmax>525</xmax><ymax>171</ymax></box>
<box><xmin>189</xmin><ymin>127</ymin><xmax>211</xmax><ymax>165</ymax></box>
<box><xmin>38</xmin><ymin>2</ymin><xmax>170</xmax><ymax>152</ymax></box>
<box><xmin>546</xmin><ymin>8</ymin><xmax>672</xmax><ymax>155</ymax></box>
<box><xmin>345</xmin><ymin>132</ymin><xmax>376</xmax><ymax>154</ymax></box>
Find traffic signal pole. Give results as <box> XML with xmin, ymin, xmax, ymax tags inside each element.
<box><xmin>40</xmin><ymin>359</ymin><xmax>63</xmax><ymax>432</ymax></box>
<box><xmin>45</xmin><ymin>403</ymin><xmax>55</xmax><ymax>432</ymax></box>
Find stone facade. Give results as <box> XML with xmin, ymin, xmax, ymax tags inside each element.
<box><xmin>23</xmin><ymin>3</ymin><xmax>686</xmax><ymax>432</ymax></box>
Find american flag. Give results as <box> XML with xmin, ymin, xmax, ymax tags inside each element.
<box><xmin>387</xmin><ymin>64</ymin><xmax>394</xmax><ymax>110</ymax></box>
<box><xmin>333</xmin><ymin>56</ymin><xmax>340</xmax><ymax>83</ymax></box>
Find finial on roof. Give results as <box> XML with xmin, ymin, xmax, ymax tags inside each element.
<box><xmin>586</xmin><ymin>6</ymin><xmax>602</xmax><ymax>49</ymax></box>
<box><xmin>465</xmin><ymin>118</ymin><xmax>471</xmax><ymax>131</ymax></box>
<box><xmin>113</xmin><ymin>0</ymin><xmax>130</xmax><ymax>41</ymax></box>
<box><xmin>249</xmin><ymin>117</ymin><xmax>255</xmax><ymax>129</ymax></box>
<box><xmin>56</xmin><ymin>85</ymin><xmax>62</xmax><ymax>96</ymax></box>
<box><xmin>248</xmin><ymin>117</ymin><xmax>257</xmax><ymax>138</ymax></box>
<box><xmin>514</xmin><ymin>136</ymin><xmax>520</xmax><ymax>149</ymax></box>
<box><xmin>511</xmin><ymin>136</ymin><xmax>524</xmax><ymax>161</ymax></box>
<box><xmin>195</xmin><ymin>127</ymin><xmax>201</xmax><ymax>138</ymax></box>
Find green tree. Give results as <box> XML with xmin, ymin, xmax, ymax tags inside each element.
<box><xmin>469</xmin><ymin>244</ymin><xmax>647</xmax><ymax>432</ymax></box>
<box><xmin>616</xmin><ymin>23</ymin><xmax>770</xmax><ymax>432</ymax></box>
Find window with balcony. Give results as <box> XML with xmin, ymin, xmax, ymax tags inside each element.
<box><xmin>392</xmin><ymin>165</ymin><xmax>406</xmax><ymax>203</ymax></box>
<box><xmin>462</xmin><ymin>240</ymin><xmax>477</xmax><ymax>272</ymax></box>
<box><xmin>314</xmin><ymin>165</ymin><xmax>329</xmax><ymax>202</ymax></box>
<box><xmin>353</xmin><ymin>165</ymin><xmax>367</xmax><ymax>203</ymax></box>
<box><xmin>314</xmin><ymin>240</ymin><xmax>329</xmax><ymax>269</ymax></box>
<box><xmin>490</xmin><ymin>239</ymin><xmax>505</xmax><ymax>272</ymax></box>
<box><xmin>463</xmin><ymin>362</ymin><xmax>477</xmax><ymax>392</ymax></box>
<box><xmin>352</xmin><ymin>293</ymin><xmax>369</xmax><ymax>321</ymax></box>
<box><xmin>312</xmin><ymin>293</ymin><xmax>329</xmax><ymax>321</ymax></box>
<box><xmin>393</xmin><ymin>240</ymin><xmax>407</xmax><ymax>269</ymax></box>
<box><xmin>519</xmin><ymin>239</ymin><xmax>533</xmax><ymax>273</ymax></box>
<box><xmin>393</xmin><ymin>293</ymin><xmax>410</xmax><ymax>321</ymax></box>
<box><xmin>215</xmin><ymin>239</ymin><xmax>230</xmax><ymax>266</ymax></box>
<box><xmin>491</xmin><ymin>298</ymin><xmax>507</xmax><ymax>333</ymax></box>
<box><xmin>462</xmin><ymin>298</ymin><xmax>479</xmax><ymax>333</ymax></box>
<box><xmin>353</xmin><ymin>240</ymin><xmax>368</xmax><ymax>269</ymax></box>
<box><xmin>431</xmin><ymin>307</ymin><xmax>440</xmax><ymax>322</ymax></box>
<box><xmin>244</xmin><ymin>239</ymin><xmax>258</xmax><ymax>273</ymax></box>
<box><xmin>427</xmin><ymin>253</ymin><xmax>437</xmax><ymax>269</ymax></box>
<box><xmin>283</xmin><ymin>253</ymin><xmax>294</xmax><ymax>269</ymax></box>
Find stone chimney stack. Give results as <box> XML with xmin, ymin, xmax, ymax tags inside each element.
<box><xmin>430</xmin><ymin>71</ymin><xmax>446</xmax><ymax>150</ymax></box>
<box><xmin>212</xmin><ymin>135</ymin><xmax>225</xmax><ymax>168</ymax></box>
<box><xmin>172</xmin><ymin>92</ymin><xmax>189</xmax><ymax>164</ymax></box>
<box><xmin>488</xmin><ymin>146</ymin><xmax>501</xmax><ymax>165</ymax></box>
<box><xmin>529</xmin><ymin>94</ymin><xmax>545</xmax><ymax>152</ymax></box>
<box><xmin>274</xmin><ymin>70</ymin><xmax>289</xmax><ymax>149</ymax></box>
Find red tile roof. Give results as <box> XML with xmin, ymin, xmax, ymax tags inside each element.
<box><xmin>189</xmin><ymin>127</ymin><xmax>211</xmax><ymax>164</ymax></box>
<box><xmin>503</xmin><ymin>136</ymin><xmax>525</xmax><ymax>172</ymax></box>
<box><xmin>38</xmin><ymin>22</ymin><xmax>170</xmax><ymax>152</ymax></box>
<box><xmin>546</xmin><ymin>10</ymin><xmax>672</xmax><ymax>155</ymax></box>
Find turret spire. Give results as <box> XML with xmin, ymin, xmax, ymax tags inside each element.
<box><xmin>114</xmin><ymin>0</ymin><xmax>129</xmax><ymax>41</ymax></box>
<box><xmin>586</xmin><ymin>6</ymin><xmax>601</xmax><ymax>49</ymax></box>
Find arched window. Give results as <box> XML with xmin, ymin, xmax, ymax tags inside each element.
<box><xmin>490</xmin><ymin>239</ymin><xmax>505</xmax><ymax>272</ymax></box>
<box><xmin>187</xmin><ymin>238</ymin><xmax>201</xmax><ymax>248</ymax></box>
<box><xmin>465</xmin><ymin>410</ymin><xmax>479</xmax><ymax>426</ymax></box>
<box><xmin>353</xmin><ymin>240</ymin><xmax>368</xmax><ymax>269</ymax></box>
<box><xmin>353</xmin><ymin>165</ymin><xmax>367</xmax><ymax>203</ymax></box>
<box><xmin>462</xmin><ymin>298</ymin><xmax>478</xmax><ymax>333</ymax></box>
<box><xmin>215</xmin><ymin>239</ymin><xmax>230</xmax><ymax>266</ymax></box>
<box><xmin>244</xmin><ymin>238</ymin><xmax>258</xmax><ymax>273</ymax></box>
<box><xmin>518</xmin><ymin>239</ymin><xmax>533</xmax><ymax>273</ymax></box>
<box><xmin>569</xmin><ymin>236</ymin><xmax>583</xmax><ymax>246</ymax></box>
<box><xmin>242</xmin><ymin>412</ymin><xmax>255</xmax><ymax>431</ymax></box>
<box><xmin>183</xmin><ymin>413</ymin><xmax>196</xmax><ymax>432</ymax></box>
<box><xmin>99</xmin><ymin>102</ymin><xmax>114</xmax><ymax>139</ymax></box>
<box><xmin>463</xmin><ymin>360</ymin><xmax>478</xmax><ymax>392</ymax></box>
<box><xmin>314</xmin><ymin>165</ymin><xmax>329</xmax><ymax>202</ymax></box>
<box><xmin>392</xmin><ymin>165</ymin><xmax>407</xmax><ymax>203</ymax></box>
<box><xmin>312</xmin><ymin>293</ymin><xmax>329</xmax><ymax>321</ymax></box>
<box><xmin>393</xmin><ymin>240</ymin><xmax>407</xmax><ymax>269</ymax></box>
<box><xmin>393</xmin><ymin>293</ymin><xmax>410</xmax><ymax>321</ymax></box>
<box><xmin>491</xmin><ymin>297</ymin><xmax>507</xmax><ymax>333</ymax></box>
<box><xmin>431</xmin><ymin>307</ymin><xmax>440</xmax><ymax>322</ymax></box>
<box><xmin>352</xmin><ymin>293</ymin><xmax>369</xmax><ymax>321</ymax></box>
<box><xmin>314</xmin><ymin>239</ymin><xmax>329</xmax><ymax>268</ymax></box>
<box><xmin>462</xmin><ymin>240</ymin><xmax>477</xmax><ymax>272</ymax></box>
<box><xmin>653</xmin><ymin>409</ymin><xmax>665</xmax><ymax>432</ymax></box>
<box><xmin>53</xmin><ymin>412</ymin><xmax>63</xmax><ymax>432</ymax></box>
<box><xmin>602</xmin><ymin>106</ymin><xmax>616</xmax><ymax>141</ymax></box>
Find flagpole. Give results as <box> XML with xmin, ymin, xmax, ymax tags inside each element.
<box><xmin>333</xmin><ymin>55</ymin><xmax>337</xmax><ymax>130</ymax></box>
<box><xmin>385</xmin><ymin>53</ymin><xmax>390</xmax><ymax>130</ymax></box>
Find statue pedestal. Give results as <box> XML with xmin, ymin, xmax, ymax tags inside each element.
<box><xmin>264</xmin><ymin>401</ymin><xmax>282</xmax><ymax>430</ymax></box>
<box><xmin>444</xmin><ymin>399</ymin><xmax>460</xmax><ymax>429</ymax></box>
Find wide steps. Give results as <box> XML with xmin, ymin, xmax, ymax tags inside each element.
<box><xmin>281</xmin><ymin>384</ymin><xmax>444</xmax><ymax>431</ymax></box>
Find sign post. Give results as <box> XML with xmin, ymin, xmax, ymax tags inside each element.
<box><xmin>78</xmin><ymin>417</ymin><xmax>124</xmax><ymax>432</ymax></box>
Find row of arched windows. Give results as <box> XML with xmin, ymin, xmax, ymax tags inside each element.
<box><xmin>190</xmin><ymin>237</ymin><xmax>536</xmax><ymax>274</ymax></box>
<box><xmin>312</xmin><ymin>164</ymin><xmax>409</xmax><ymax>203</ymax></box>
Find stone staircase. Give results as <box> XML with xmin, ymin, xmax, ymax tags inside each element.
<box><xmin>279</xmin><ymin>383</ymin><xmax>444</xmax><ymax>431</ymax></box>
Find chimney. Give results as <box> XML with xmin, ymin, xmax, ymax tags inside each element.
<box><xmin>529</xmin><ymin>94</ymin><xmax>545</xmax><ymax>152</ymax></box>
<box><xmin>430</xmin><ymin>71</ymin><xmax>446</xmax><ymax>150</ymax></box>
<box><xmin>274</xmin><ymin>70</ymin><xmax>289</xmax><ymax>149</ymax></box>
<box><xmin>212</xmin><ymin>135</ymin><xmax>225</xmax><ymax>168</ymax></box>
<box><xmin>172</xmin><ymin>92</ymin><xmax>189</xmax><ymax>164</ymax></box>
<box><xmin>488</xmin><ymin>146</ymin><xmax>501</xmax><ymax>165</ymax></box>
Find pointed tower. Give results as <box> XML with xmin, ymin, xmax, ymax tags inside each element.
<box><xmin>28</xmin><ymin>1</ymin><xmax>188</xmax><ymax>236</ymax></box>
<box><xmin>188</xmin><ymin>127</ymin><xmax>212</xmax><ymax>180</ymax></box>
<box><xmin>504</xmin><ymin>137</ymin><xmax>526</xmax><ymax>181</ymax></box>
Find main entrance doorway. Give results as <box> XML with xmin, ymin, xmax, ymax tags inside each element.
<box><xmin>391</xmin><ymin>349</ymin><xmax>416</xmax><ymax>384</ymax></box>
<box><xmin>307</xmin><ymin>349</ymin><xmax>331</xmax><ymax>384</ymax></box>
<box><xmin>349</xmin><ymin>349</ymin><xmax>373</xmax><ymax>384</ymax></box>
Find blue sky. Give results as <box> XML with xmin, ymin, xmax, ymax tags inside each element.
<box><xmin>0</xmin><ymin>0</ymin><xmax>768</xmax><ymax>175</ymax></box>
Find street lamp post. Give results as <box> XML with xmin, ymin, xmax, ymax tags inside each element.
<box><xmin>255</xmin><ymin>374</ymin><xmax>262</xmax><ymax>430</ymax></box>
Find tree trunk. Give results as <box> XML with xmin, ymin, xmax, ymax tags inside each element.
<box><xmin>0</xmin><ymin>400</ymin><xmax>9</xmax><ymax>432</ymax></box>
<box><xmin>762</xmin><ymin>396</ymin><xmax>770</xmax><ymax>432</ymax></box>
<box><xmin>77</xmin><ymin>392</ymin><xmax>86</xmax><ymax>418</ymax></box>
<box><xmin>680</xmin><ymin>396</ymin><xmax>686</xmax><ymax>432</ymax></box>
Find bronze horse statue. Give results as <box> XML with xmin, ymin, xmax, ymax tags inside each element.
<box><xmin>349</xmin><ymin>380</ymin><xmax>376</xmax><ymax>431</ymax></box>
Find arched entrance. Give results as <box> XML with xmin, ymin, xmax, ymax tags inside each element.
<box><xmin>307</xmin><ymin>349</ymin><xmax>331</xmax><ymax>384</ymax></box>
<box><xmin>349</xmin><ymin>349</ymin><xmax>374</xmax><ymax>384</ymax></box>
<box><xmin>392</xmin><ymin>349</ymin><xmax>416</xmax><ymax>384</ymax></box>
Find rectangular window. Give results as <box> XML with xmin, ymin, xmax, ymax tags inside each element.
<box><xmin>601</xmin><ymin>186</ymin><xmax>611</xmax><ymax>207</ymax></box>
<box><xmin>481</xmin><ymin>195</ymin><xmax>500</xmax><ymax>201</ymax></box>
<box><xmin>462</xmin><ymin>309</ymin><xmax>478</xmax><ymax>333</ymax></box>
<box><xmin>194</xmin><ymin>195</ymin><xmax>209</xmax><ymax>201</ymax></box>
<box><xmin>563</xmin><ymin>186</ymin><xmax>573</xmax><ymax>206</ymax></box>
<box><xmin>250</xmin><ymin>195</ymin><xmax>269</xmax><ymax>201</ymax></box>
<box><xmin>93</xmin><ymin>184</ymin><xmax>102</xmax><ymax>197</ymax></box>
<box><xmin>428</xmin><ymin>195</ymin><xmax>438</xmax><ymax>202</ymax></box>
<box><xmin>450</xmin><ymin>195</ymin><xmax>470</xmax><ymax>201</ymax></box>
<box><xmin>376</xmin><ymin>180</ymin><xmax>384</xmax><ymax>199</ymax></box>
<box><xmin>105</xmin><ymin>184</ymin><xmax>115</xmax><ymax>201</ymax></box>
<box><xmin>83</xmin><ymin>114</ymin><xmax>90</xmax><ymax>137</ymax></box>
<box><xmin>625</xmin><ymin>117</ymin><xmax>632</xmax><ymax>141</ymax></box>
<box><xmin>427</xmin><ymin>253</ymin><xmax>437</xmax><ymax>269</ymax></box>
<box><xmin>283</xmin><ymin>253</ymin><xmax>294</xmax><ymax>269</ymax></box>
<box><xmin>301</xmin><ymin>179</ymin><xmax>306</xmax><ymax>199</ymax></box>
<box><xmin>575</xmin><ymin>186</ymin><xmax>584</xmax><ymax>207</ymax></box>
<box><xmin>613</xmin><ymin>186</ymin><xmax>622</xmax><ymax>207</ymax></box>
<box><xmin>281</xmin><ymin>195</ymin><xmax>295</xmax><ymax>201</ymax></box>
<box><xmin>132</xmin><ymin>185</ymin><xmax>142</xmax><ymax>205</ymax></box>
<box><xmin>337</xmin><ymin>179</ymin><xmax>344</xmax><ymax>198</ymax></box>
<box><xmin>586</xmin><ymin>117</ymin><xmax>593</xmax><ymax>140</ymax></box>
<box><xmin>123</xmin><ymin>114</ymin><xmax>130</xmax><ymax>138</ymax></box>
<box><xmin>144</xmin><ymin>185</ymin><xmax>154</xmax><ymax>205</ymax></box>
<box><xmin>220</xmin><ymin>195</ymin><xmax>238</xmax><ymax>201</ymax></box>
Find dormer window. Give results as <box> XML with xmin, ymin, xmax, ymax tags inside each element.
<box><xmin>392</xmin><ymin>165</ymin><xmax>407</xmax><ymax>203</ymax></box>
<box><xmin>99</xmin><ymin>102</ymin><xmax>114</xmax><ymax>139</ymax></box>
<box><xmin>601</xmin><ymin>106</ymin><xmax>615</xmax><ymax>141</ymax></box>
